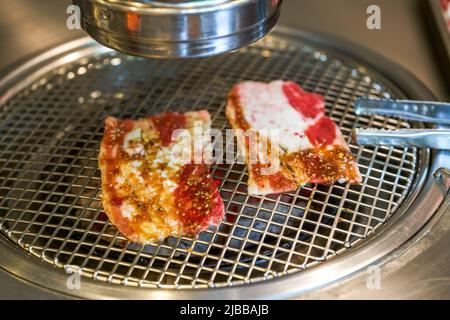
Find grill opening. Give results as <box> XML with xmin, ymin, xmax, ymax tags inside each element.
<box><xmin>0</xmin><ymin>35</ymin><xmax>419</xmax><ymax>289</ymax></box>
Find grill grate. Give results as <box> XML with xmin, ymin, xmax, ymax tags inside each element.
<box><xmin>0</xmin><ymin>35</ymin><xmax>418</xmax><ymax>289</ymax></box>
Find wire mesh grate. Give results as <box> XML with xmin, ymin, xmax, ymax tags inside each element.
<box><xmin>0</xmin><ymin>35</ymin><xmax>418</xmax><ymax>289</ymax></box>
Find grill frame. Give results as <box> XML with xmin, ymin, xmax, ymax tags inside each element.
<box><xmin>0</xmin><ymin>27</ymin><xmax>443</xmax><ymax>299</ymax></box>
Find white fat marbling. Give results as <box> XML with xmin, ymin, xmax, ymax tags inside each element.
<box><xmin>238</xmin><ymin>80</ymin><xmax>315</xmax><ymax>152</ymax></box>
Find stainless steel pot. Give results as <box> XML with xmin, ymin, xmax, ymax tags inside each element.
<box><xmin>73</xmin><ymin>0</ymin><xmax>283</xmax><ymax>58</ymax></box>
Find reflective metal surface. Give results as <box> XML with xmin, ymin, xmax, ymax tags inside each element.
<box><xmin>355</xmin><ymin>98</ymin><xmax>450</xmax><ymax>125</ymax></box>
<box><xmin>73</xmin><ymin>0</ymin><xmax>282</xmax><ymax>58</ymax></box>
<box><xmin>1</xmin><ymin>28</ymin><xmax>448</xmax><ymax>299</ymax></box>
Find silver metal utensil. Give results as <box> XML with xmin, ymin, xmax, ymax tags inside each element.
<box><xmin>352</xmin><ymin>128</ymin><xmax>450</xmax><ymax>149</ymax></box>
<box><xmin>73</xmin><ymin>0</ymin><xmax>282</xmax><ymax>59</ymax></box>
<box><xmin>354</xmin><ymin>98</ymin><xmax>450</xmax><ymax>125</ymax></box>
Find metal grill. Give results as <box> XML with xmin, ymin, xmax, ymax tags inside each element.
<box><xmin>0</xmin><ymin>33</ymin><xmax>419</xmax><ymax>289</ymax></box>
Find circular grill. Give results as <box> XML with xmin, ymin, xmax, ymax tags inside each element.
<box><xmin>0</xmin><ymin>31</ymin><xmax>424</xmax><ymax>291</ymax></box>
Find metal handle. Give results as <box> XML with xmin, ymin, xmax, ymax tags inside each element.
<box><xmin>355</xmin><ymin>98</ymin><xmax>450</xmax><ymax>124</ymax></box>
<box><xmin>352</xmin><ymin>128</ymin><xmax>450</xmax><ymax>149</ymax></box>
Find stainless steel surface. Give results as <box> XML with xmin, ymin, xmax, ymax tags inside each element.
<box><xmin>355</xmin><ymin>98</ymin><xmax>450</xmax><ymax>125</ymax></box>
<box><xmin>353</xmin><ymin>128</ymin><xmax>450</xmax><ymax>149</ymax></box>
<box><xmin>2</xmin><ymin>27</ymin><xmax>448</xmax><ymax>299</ymax></box>
<box><xmin>73</xmin><ymin>0</ymin><xmax>282</xmax><ymax>58</ymax></box>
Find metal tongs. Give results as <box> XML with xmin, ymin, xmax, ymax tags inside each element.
<box><xmin>352</xmin><ymin>98</ymin><xmax>450</xmax><ymax>149</ymax></box>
